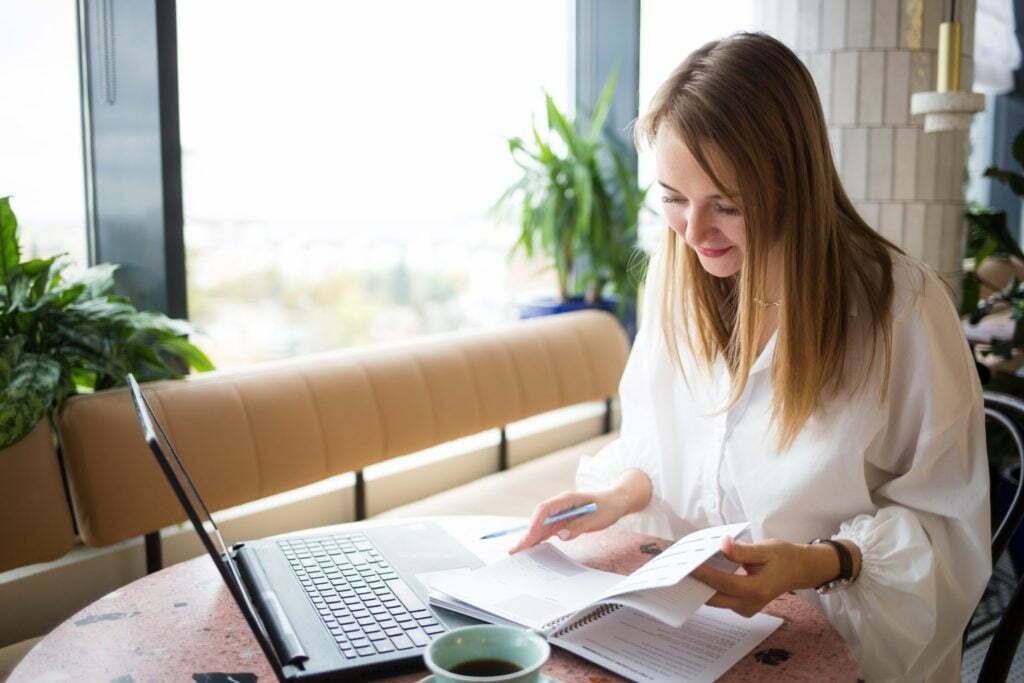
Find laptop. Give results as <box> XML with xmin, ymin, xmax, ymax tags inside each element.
<box><xmin>126</xmin><ymin>374</ymin><xmax>484</xmax><ymax>681</ymax></box>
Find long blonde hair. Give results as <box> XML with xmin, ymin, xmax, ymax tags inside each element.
<box><xmin>634</xmin><ymin>32</ymin><xmax>899</xmax><ymax>451</ymax></box>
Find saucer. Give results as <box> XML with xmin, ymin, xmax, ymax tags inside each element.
<box><xmin>418</xmin><ymin>675</ymin><xmax>559</xmax><ymax>683</ymax></box>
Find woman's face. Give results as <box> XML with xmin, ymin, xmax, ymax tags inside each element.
<box><xmin>654</xmin><ymin>126</ymin><xmax>745</xmax><ymax>278</ymax></box>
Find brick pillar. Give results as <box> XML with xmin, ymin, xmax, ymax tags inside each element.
<box><xmin>753</xmin><ymin>0</ymin><xmax>977</xmax><ymax>281</ymax></box>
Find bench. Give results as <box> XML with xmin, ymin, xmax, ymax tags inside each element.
<box><xmin>0</xmin><ymin>308</ymin><xmax>629</xmax><ymax>676</ymax></box>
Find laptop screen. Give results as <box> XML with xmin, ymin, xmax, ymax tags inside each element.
<box><xmin>126</xmin><ymin>374</ymin><xmax>283</xmax><ymax>676</ymax></box>
<box><xmin>127</xmin><ymin>374</ymin><xmax>231</xmax><ymax>558</ymax></box>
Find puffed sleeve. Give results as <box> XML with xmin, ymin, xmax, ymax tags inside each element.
<box><xmin>575</xmin><ymin>247</ymin><xmax>682</xmax><ymax>538</ymax></box>
<box><xmin>816</xmin><ymin>264</ymin><xmax>991</xmax><ymax>681</ymax></box>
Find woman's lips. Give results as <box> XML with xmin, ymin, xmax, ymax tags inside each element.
<box><xmin>696</xmin><ymin>245</ymin><xmax>733</xmax><ymax>258</ymax></box>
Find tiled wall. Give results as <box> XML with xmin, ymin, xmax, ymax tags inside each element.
<box><xmin>754</xmin><ymin>0</ymin><xmax>976</xmax><ymax>280</ymax></box>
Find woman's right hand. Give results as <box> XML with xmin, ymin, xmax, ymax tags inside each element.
<box><xmin>508</xmin><ymin>468</ymin><xmax>652</xmax><ymax>554</ymax></box>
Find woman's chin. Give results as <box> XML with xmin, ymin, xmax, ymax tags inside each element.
<box><xmin>696</xmin><ymin>254</ymin><xmax>741</xmax><ymax>278</ymax></box>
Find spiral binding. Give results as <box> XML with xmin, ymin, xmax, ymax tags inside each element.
<box><xmin>547</xmin><ymin>604</ymin><xmax>622</xmax><ymax>637</ymax></box>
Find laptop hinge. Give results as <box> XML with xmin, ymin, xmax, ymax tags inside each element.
<box><xmin>235</xmin><ymin>545</ymin><xmax>310</xmax><ymax>669</ymax></box>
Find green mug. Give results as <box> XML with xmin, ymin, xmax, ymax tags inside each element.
<box><xmin>423</xmin><ymin>624</ymin><xmax>551</xmax><ymax>682</ymax></box>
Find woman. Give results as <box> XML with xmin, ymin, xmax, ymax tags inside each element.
<box><xmin>509</xmin><ymin>33</ymin><xmax>990</xmax><ymax>680</ymax></box>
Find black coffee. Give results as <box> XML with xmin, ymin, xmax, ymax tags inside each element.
<box><xmin>448</xmin><ymin>658</ymin><xmax>523</xmax><ymax>676</ymax></box>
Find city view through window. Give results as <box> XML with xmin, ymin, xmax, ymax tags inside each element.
<box><xmin>0</xmin><ymin>1</ymin><xmax>761</xmax><ymax>372</ymax></box>
<box><xmin>177</xmin><ymin>1</ymin><xmax>572</xmax><ymax>368</ymax></box>
<box><xmin>0</xmin><ymin>2</ymin><xmax>87</xmax><ymax>269</ymax></box>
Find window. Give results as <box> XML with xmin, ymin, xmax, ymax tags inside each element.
<box><xmin>0</xmin><ymin>2</ymin><xmax>87</xmax><ymax>266</ymax></box>
<box><xmin>177</xmin><ymin>1</ymin><xmax>571</xmax><ymax>368</ymax></box>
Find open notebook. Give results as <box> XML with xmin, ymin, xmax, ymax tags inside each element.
<box><xmin>420</xmin><ymin>522</ymin><xmax>782</xmax><ymax>683</ymax></box>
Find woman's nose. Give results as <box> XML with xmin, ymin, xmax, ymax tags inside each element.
<box><xmin>684</xmin><ymin>206</ymin><xmax>715</xmax><ymax>244</ymax></box>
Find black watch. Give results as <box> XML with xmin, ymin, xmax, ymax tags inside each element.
<box><xmin>810</xmin><ymin>538</ymin><xmax>855</xmax><ymax>594</ymax></box>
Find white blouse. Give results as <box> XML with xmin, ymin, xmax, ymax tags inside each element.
<box><xmin>577</xmin><ymin>246</ymin><xmax>991</xmax><ymax>681</ymax></box>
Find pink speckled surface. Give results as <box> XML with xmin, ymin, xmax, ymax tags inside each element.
<box><xmin>12</xmin><ymin>518</ymin><xmax>862</xmax><ymax>682</ymax></box>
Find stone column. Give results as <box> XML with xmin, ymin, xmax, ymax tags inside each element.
<box><xmin>753</xmin><ymin>0</ymin><xmax>977</xmax><ymax>281</ymax></box>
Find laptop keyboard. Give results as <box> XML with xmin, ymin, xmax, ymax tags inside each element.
<box><xmin>279</xmin><ymin>533</ymin><xmax>447</xmax><ymax>660</ymax></box>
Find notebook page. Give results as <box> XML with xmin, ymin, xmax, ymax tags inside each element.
<box><xmin>425</xmin><ymin>543</ymin><xmax>622</xmax><ymax>631</ymax></box>
<box><xmin>550</xmin><ymin>604</ymin><xmax>782</xmax><ymax>683</ymax></box>
<box><xmin>590</xmin><ymin>522</ymin><xmax>749</xmax><ymax>604</ymax></box>
<box><xmin>591</xmin><ymin>575</ymin><xmax>716</xmax><ymax>628</ymax></box>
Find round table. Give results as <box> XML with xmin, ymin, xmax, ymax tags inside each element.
<box><xmin>11</xmin><ymin>516</ymin><xmax>862</xmax><ymax>682</ymax></box>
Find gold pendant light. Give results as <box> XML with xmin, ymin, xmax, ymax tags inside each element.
<box><xmin>909</xmin><ymin>0</ymin><xmax>985</xmax><ymax>132</ymax></box>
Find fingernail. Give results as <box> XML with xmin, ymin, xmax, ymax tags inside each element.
<box><xmin>558</xmin><ymin>529</ymin><xmax>571</xmax><ymax>540</ymax></box>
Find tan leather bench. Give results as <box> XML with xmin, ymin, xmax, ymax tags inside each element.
<box><xmin>58</xmin><ymin>310</ymin><xmax>628</xmax><ymax>549</ymax></box>
<box><xmin>1</xmin><ymin>311</ymin><xmax>627</xmax><ymax>672</ymax></box>
<box><xmin>0</xmin><ymin>422</ymin><xmax>77</xmax><ymax>679</ymax></box>
<box><xmin>0</xmin><ymin>422</ymin><xmax>76</xmax><ymax>572</ymax></box>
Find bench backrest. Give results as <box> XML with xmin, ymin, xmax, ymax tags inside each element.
<box><xmin>59</xmin><ymin>310</ymin><xmax>629</xmax><ymax>547</ymax></box>
<box><xmin>0</xmin><ymin>421</ymin><xmax>76</xmax><ymax>572</ymax></box>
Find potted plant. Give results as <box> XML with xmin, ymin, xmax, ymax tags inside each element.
<box><xmin>960</xmin><ymin>128</ymin><xmax>1024</xmax><ymax>570</ymax></box>
<box><xmin>962</xmin><ymin>128</ymin><xmax>1024</xmax><ymax>387</ymax></box>
<box><xmin>0</xmin><ymin>194</ymin><xmax>213</xmax><ymax>451</ymax></box>
<box><xmin>494</xmin><ymin>70</ymin><xmax>649</xmax><ymax>338</ymax></box>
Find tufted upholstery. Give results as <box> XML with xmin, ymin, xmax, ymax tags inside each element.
<box><xmin>0</xmin><ymin>421</ymin><xmax>76</xmax><ymax>574</ymax></box>
<box><xmin>59</xmin><ymin>310</ymin><xmax>629</xmax><ymax>548</ymax></box>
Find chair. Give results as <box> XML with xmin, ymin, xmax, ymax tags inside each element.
<box><xmin>972</xmin><ymin>391</ymin><xmax>1024</xmax><ymax>680</ymax></box>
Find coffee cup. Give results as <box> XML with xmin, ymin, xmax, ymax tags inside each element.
<box><xmin>423</xmin><ymin>624</ymin><xmax>550</xmax><ymax>682</ymax></box>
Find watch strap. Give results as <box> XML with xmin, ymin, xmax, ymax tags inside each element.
<box><xmin>811</xmin><ymin>538</ymin><xmax>854</xmax><ymax>592</ymax></box>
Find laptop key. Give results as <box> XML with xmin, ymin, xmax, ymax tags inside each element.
<box><xmin>401</xmin><ymin>621</ymin><xmax>419</xmax><ymax>631</ymax></box>
<box><xmin>374</xmin><ymin>640</ymin><xmax>395</xmax><ymax>654</ymax></box>
<box><xmin>386</xmin><ymin>580</ymin><xmax>427</xmax><ymax>612</ymax></box>
<box><xmin>368</xmin><ymin>632</ymin><xmax>389</xmax><ymax>642</ymax></box>
<box><xmin>424</xmin><ymin>624</ymin><xmax>445</xmax><ymax>635</ymax></box>
<box><xmin>408</xmin><ymin>629</ymin><xmax>429</xmax><ymax>647</ymax></box>
<box><xmin>391</xmin><ymin>634</ymin><xmax>414</xmax><ymax>650</ymax></box>
<box><xmin>384</xmin><ymin>626</ymin><xmax>403</xmax><ymax>637</ymax></box>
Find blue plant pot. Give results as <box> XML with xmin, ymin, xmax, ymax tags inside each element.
<box><xmin>518</xmin><ymin>296</ymin><xmax>636</xmax><ymax>342</ymax></box>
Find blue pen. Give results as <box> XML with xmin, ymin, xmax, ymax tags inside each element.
<box><xmin>479</xmin><ymin>502</ymin><xmax>599</xmax><ymax>540</ymax></box>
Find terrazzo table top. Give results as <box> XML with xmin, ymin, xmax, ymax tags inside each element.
<box><xmin>12</xmin><ymin>516</ymin><xmax>862</xmax><ymax>682</ymax></box>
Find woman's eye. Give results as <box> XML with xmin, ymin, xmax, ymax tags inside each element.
<box><xmin>661</xmin><ymin>196</ymin><xmax>687</xmax><ymax>205</ymax></box>
<box><xmin>716</xmin><ymin>206</ymin><xmax>741</xmax><ymax>216</ymax></box>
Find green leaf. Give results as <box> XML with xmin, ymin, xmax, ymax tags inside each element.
<box><xmin>573</xmin><ymin>164</ymin><xmax>594</xmax><ymax>237</ymax></box>
<box><xmin>0</xmin><ymin>347</ymin><xmax>61</xmax><ymax>450</ymax></box>
<box><xmin>966</xmin><ymin>210</ymin><xmax>1024</xmax><ymax>261</ymax></box>
<box><xmin>157</xmin><ymin>335</ymin><xmax>215</xmax><ymax>372</ymax></box>
<box><xmin>72</xmin><ymin>263</ymin><xmax>118</xmax><ymax>299</ymax></box>
<box><xmin>530</xmin><ymin>116</ymin><xmax>555</xmax><ymax>164</ymax></box>
<box><xmin>0</xmin><ymin>197</ymin><xmax>19</xmax><ymax>289</ymax></box>
<box><xmin>984</xmin><ymin>167</ymin><xmax>1024</xmax><ymax>197</ymax></box>
<box><xmin>961</xmin><ymin>272</ymin><xmax>981</xmax><ymax>315</ymax></box>
<box><xmin>1014</xmin><ymin>128</ymin><xmax>1024</xmax><ymax>168</ymax></box>
<box><xmin>586</xmin><ymin>67</ymin><xmax>619</xmax><ymax>142</ymax></box>
<box><xmin>545</xmin><ymin>92</ymin><xmax>580</xmax><ymax>158</ymax></box>
<box><xmin>55</xmin><ymin>283</ymin><xmax>86</xmax><ymax>308</ymax></box>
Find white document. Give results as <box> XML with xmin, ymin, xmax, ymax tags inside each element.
<box><xmin>551</xmin><ymin>605</ymin><xmax>783</xmax><ymax>683</ymax></box>
<box><xmin>426</xmin><ymin>521</ymin><xmax>750</xmax><ymax>632</ymax></box>
<box><xmin>426</xmin><ymin>543</ymin><xmax>623</xmax><ymax>630</ymax></box>
<box><xmin>423</xmin><ymin>522</ymin><xmax>775</xmax><ymax>681</ymax></box>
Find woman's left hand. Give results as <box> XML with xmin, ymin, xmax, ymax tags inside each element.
<box><xmin>689</xmin><ymin>536</ymin><xmax>846</xmax><ymax>618</ymax></box>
